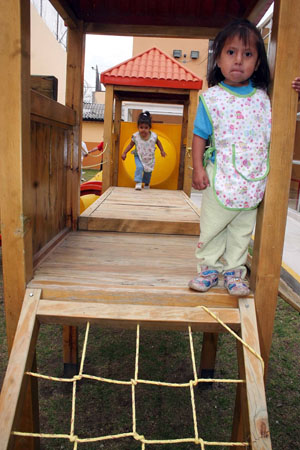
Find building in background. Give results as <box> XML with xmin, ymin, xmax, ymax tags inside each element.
<box><xmin>30</xmin><ymin>0</ymin><xmax>67</xmax><ymax>104</ymax></box>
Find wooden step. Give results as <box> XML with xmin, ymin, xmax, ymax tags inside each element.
<box><xmin>78</xmin><ymin>187</ymin><xmax>200</xmax><ymax>235</ymax></box>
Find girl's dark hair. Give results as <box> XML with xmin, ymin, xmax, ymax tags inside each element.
<box><xmin>137</xmin><ymin>111</ymin><xmax>152</xmax><ymax>127</ymax></box>
<box><xmin>208</xmin><ymin>19</ymin><xmax>270</xmax><ymax>90</ymax></box>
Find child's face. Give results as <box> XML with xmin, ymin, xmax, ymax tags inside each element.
<box><xmin>216</xmin><ymin>33</ymin><xmax>259</xmax><ymax>87</ymax></box>
<box><xmin>138</xmin><ymin>123</ymin><xmax>151</xmax><ymax>139</ymax></box>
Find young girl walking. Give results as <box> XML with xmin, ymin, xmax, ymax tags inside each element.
<box><xmin>189</xmin><ymin>19</ymin><xmax>271</xmax><ymax>296</ymax></box>
<box><xmin>121</xmin><ymin>111</ymin><xmax>166</xmax><ymax>190</ymax></box>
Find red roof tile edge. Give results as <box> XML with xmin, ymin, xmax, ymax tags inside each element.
<box><xmin>100</xmin><ymin>46</ymin><xmax>203</xmax><ymax>90</ymax></box>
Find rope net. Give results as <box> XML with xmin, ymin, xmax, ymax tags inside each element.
<box><xmin>13</xmin><ymin>305</ymin><xmax>263</xmax><ymax>448</ymax></box>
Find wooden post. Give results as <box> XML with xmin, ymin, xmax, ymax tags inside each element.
<box><xmin>183</xmin><ymin>90</ymin><xmax>198</xmax><ymax>195</ymax></box>
<box><xmin>112</xmin><ymin>96</ymin><xmax>122</xmax><ymax>186</ymax></box>
<box><xmin>64</xmin><ymin>23</ymin><xmax>85</xmax><ymax>375</ymax></box>
<box><xmin>178</xmin><ymin>100</ymin><xmax>189</xmax><ymax>190</ymax></box>
<box><xmin>0</xmin><ymin>289</ymin><xmax>41</xmax><ymax>450</ymax></box>
<box><xmin>102</xmin><ymin>85</ymin><xmax>114</xmax><ymax>193</ymax></box>
<box><xmin>199</xmin><ymin>333</ymin><xmax>218</xmax><ymax>386</ymax></box>
<box><xmin>250</xmin><ymin>0</ymin><xmax>300</xmax><ymax>375</ymax></box>
<box><xmin>0</xmin><ymin>1</ymin><xmax>39</xmax><ymax>448</ymax></box>
<box><xmin>65</xmin><ymin>23</ymin><xmax>85</xmax><ymax>230</ymax></box>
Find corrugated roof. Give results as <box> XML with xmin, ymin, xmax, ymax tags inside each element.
<box><xmin>82</xmin><ymin>103</ymin><xmax>105</xmax><ymax>121</ymax></box>
<box><xmin>100</xmin><ymin>47</ymin><xmax>203</xmax><ymax>90</ymax></box>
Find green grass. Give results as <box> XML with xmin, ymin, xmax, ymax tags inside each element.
<box><xmin>81</xmin><ymin>169</ymin><xmax>100</xmax><ymax>182</ymax></box>
<box><xmin>1</xmin><ymin>250</ymin><xmax>300</xmax><ymax>449</ymax></box>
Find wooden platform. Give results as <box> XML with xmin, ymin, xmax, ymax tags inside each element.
<box><xmin>28</xmin><ymin>231</ymin><xmax>242</xmax><ymax>309</ymax></box>
<box><xmin>1</xmin><ymin>231</ymin><xmax>270</xmax><ymax>449</ymax></box>
<box><xmin>78</xmin><ymin>187</ymin><xmax>200</xmax><ymax>235</ymax></box>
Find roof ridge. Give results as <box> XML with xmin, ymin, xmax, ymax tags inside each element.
<box><xmin>100</xmin><ymin>46</ymin><xmax>203</xmax><ymax>90</ymax></box>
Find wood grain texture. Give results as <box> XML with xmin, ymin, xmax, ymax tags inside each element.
<box><xmin>31</xmin><ymin>90</ymin><xmax>75</xmax><ymax>126</ymax></box>
<box><xmin>102</xmin><ymin>85</ymin><xmax>114</xmax><ymax>192</ymax></box>
<box><xmin>65</xmin><ymin>24</ymin><xmax>85</xmax><ymax>230</ymax></box>
<box><xmin>31</xmin><ymin>121</ymin><xmax>69</xmax><ymax>255</ymax></box>
<box><xmin>0</xmin><ymin>289</ymin><xmax>41</xmax><ymax>450</ymax></box>
<box><xmin>183</xmin><ymin>90</ymin><xmax>198</xmax><ymax>196</ymax></box>
<box><xmin>251</xmin><ymin>0</ymin><xmax>300</xmax><ymax>375</ymax></box>
<box><xmin>239</xmin><ymin>298</ymin><xmax>271</xmax><ymax>449</ymax></box>
<box><xmin>78</xmin><ymin>187</ymin><xmax>200</xmax><ymax>235</ymax></box>
<box><xmin>28</xmin><ymin>231</ymin><xmax>244</xmax><ymax>308</ymax></box>
<box><xmin>37</xmin><ymin>300</ymin><xmax>240</xmax><ymax>331</ymax></box>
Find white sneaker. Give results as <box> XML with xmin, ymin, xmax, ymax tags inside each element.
<box><xmin>135</xmin><ymin>182</ymin><xmax>142</xmax><ymax>190</ymax></box>
<box><xmin>144</xmin><ymin>185</ymin><xmax>150</xmax><ymax>189</ymax></box>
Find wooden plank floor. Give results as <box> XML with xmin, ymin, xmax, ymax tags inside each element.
<box><xmin>78</xmin><ymin>187</ymin><xmax>200</xmax><ymax>235</ymax></box>
<box><xmin>28</xmin><ymin>231</ymin><xmax>242</xmax><ymax>309</ymax></box>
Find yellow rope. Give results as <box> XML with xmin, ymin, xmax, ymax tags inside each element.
<box><xmin>26</xmin><ymin>371</ymin><xmax>244</xmax><ymax>385</ymax></box>
<box><xmin>14</xmin><ymin>303</ymin><xmax>265</xmax><ymax>448</ymax></box>
<box><xmin>12</xmin><ymin>431</ymin><xmax>249</xmax><ymax>447</ymax></box>
<box><xmin>200</xmin><ymin>305</ymin><xmax>265</xmax><ymax>374</ymax></box>
<box><xmin>82</xmin><ymin>143</ymin><xmax>107</xmax><ymax>169</ymax></box>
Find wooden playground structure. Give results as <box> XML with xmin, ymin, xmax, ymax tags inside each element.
<box><xmin>0</xmin><ymin>0</ymin><xmax>300</xmax><ymax>448</ymax></box>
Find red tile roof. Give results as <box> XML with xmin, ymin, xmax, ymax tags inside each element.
<box><xmin>100</xmin><ymin>47</ymin><xmax>203</xmax><ymax>90</ymax></box>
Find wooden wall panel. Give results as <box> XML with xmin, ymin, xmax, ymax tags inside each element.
<box><xmin>31</xmin><ymin>121</ymin><xmax>69</xmax><ymax>255</ymax></box>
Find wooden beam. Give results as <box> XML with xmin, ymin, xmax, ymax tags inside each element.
<box><xmin>48</xmin><ymin>0</ymin><xmax>79</xmax><ymax>30</ymax></box>
<box><xmin>183</xmin><ymin>90</ymin><xmax>198</xmax><ymax>195</ymax></box>
<box><xmin>33</xmin><ymin>227</ymin><xmax>70</xmax><ymax>269</ymax></box>
<box><xmin>102</xmin><ymin>85</ymin><xmax>114</xmax><ymax>192</ymax></box>
<box><xmin>0</xmin><ymin>289</ymin><xmax>41</xmax><ymax>450</ymax></box>
<box><xmin>231</xmin><ymin>339</ymin><xmax>250</xmax><ymax>449</ymax></box>
<box><xmin>113</xmin><ymin>97</ymin><xmax>122</xmax><ymax>185</ymax></box>
<box><xmin>0</xmin><ymin>0</ymin><xmax>33</xmax><ymax>349</ymax></box>
<box><xmin>62</xmin><ymin>325</ymin><xmax>78</xmax><ymax>377</ymax></box>
<box><xmin>250</xmin><ymin>0</ymin><xmax>300</xmax><ymax>374</ymax></box>
<box><xmin>238</xmin><ymin>298</ymin><xmax>271</xmax><ymax>449</ymax></box>
<box><xmin>247</xmin><ymin>0</ymin><xmax>273</xmax><ymax>24</ymax></box>
<box><xmin>31</xmin><ymin>90</ymin><xmax>76</xmax><ymax>127</ymax></box>
<box><xmin>0</xmin><ymin>4</ymin><xmax>40</xmax><ymax>447</ymax></box>
<box><xmin>64</xmin><ymin>24</ymin><xmax>85</xmax><ymax>373</ymax></box>
<box><xmin>114</xmin><ymin>86</ymin><xmax>190</xmax><ymax>96</ymax></box>
<box><xmin>178</xmin><ymin>101</ymin><xmax>189</xmax><ymax>190</ymax></box>
<box><xmin>86</xmin><ymin>23</ymin><xmax>220</xmax><ymax>40</ymax></box>
<box><xmin>37</xmin><ymin>300</ymin><xmax>241</xmax><ymax>332</ymax></box>
<box><xmin>199</xmin><ymin>333</ymin><xmax>219</xmax><ymax>382</ymax></box>
<box><xmin>31</xmin><ymin>75</ymin><xmax>58</xmax><ymax>101</ymax></box>
<box><xmin>65</xmin><ymin>23</ymin><xmax>85</xmax><ymax>230</ymax></box>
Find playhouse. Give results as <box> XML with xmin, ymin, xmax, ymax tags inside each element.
<box><xmin>0</xmin><ymin>0</ymin><xmax>300</xmax><ymax>449</ymax></box>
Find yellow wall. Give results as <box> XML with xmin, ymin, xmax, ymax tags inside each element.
<box><xmin>30</xmin><ymin>4</ymin><xmax>67</xmax><ymax>104</ymax></box>
<box><xmin>133</xmin><ymin>37</ymin><xmax>209</xmax><ymax>91</ymax></box>
<box><xmin>82</xmin><ymin>121</ymin><xmax>104</xmax><ymax>143</ymax></box>
<box><xmin>118</xmin><ymin>122</ymin><xmax>182</xmax><ymax>190</ymax></box>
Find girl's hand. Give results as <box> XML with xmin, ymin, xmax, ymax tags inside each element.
<box><xmin>292</xmin><ymin>77</ymin><xmax>300</xmax><ymax>94</ymax></box>
<box><xmin>160</xmin><ymin>150</ymin><xmax>167</xmax><ymax>157</ymax></box>
<box><xmin>192</xmin><ymin>167</ymin><xmax>210</xmax><ymax>190</ymax></box>
<box><xmin>121</xmin><ymin>152</ymin><xmax>127</xmax><ymax>161</ymax></box>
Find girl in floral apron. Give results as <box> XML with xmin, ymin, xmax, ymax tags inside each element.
<box><xmin>122</xmin><ymin>111</ymin><xmax>166</xmax><ymax>190</ymax></box>
<box><xmin>189</xmin><ymin>19</ymin><xmax>271</xmax><ymax>296</ymax></box>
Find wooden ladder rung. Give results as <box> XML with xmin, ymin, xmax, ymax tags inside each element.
<box><xmin>37</xmin><ymin>299</ymin><xmax>241</xmax><ymax>332</ymax></box>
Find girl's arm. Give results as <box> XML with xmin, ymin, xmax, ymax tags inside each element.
<box><xmin>121</xmin><ymin>140</ymin><xmax>135</xmax><ymax>160</ymax></box>
<box><xmin>157</xmin><ymin>138</ymin><xmax>166</xmax><ymax>157</ymax></box>
<box><xmin>192</xmin><ymin>134</ymin><xmax>210</xmax><ymax>190</ymax></box>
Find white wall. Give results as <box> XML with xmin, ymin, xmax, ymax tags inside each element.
<box><xmin>30</xmin><ymin>4</ymin><xmax>67</xmax><ymax>104</ymax></box>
